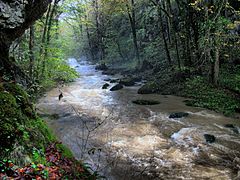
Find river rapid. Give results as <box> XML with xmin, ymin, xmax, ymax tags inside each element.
<box><xmin>37</xmin><ymin>58</ymin><xmax>240</xmax><ymax>180</ymax></box>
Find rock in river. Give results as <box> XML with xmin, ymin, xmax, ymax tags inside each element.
<box><xmin>204</xmin><ymin>134</ymin><xmax>216</xmax><ymax>143</ymax></box>
<box><xmin>104</xmin><ymin>78</ymin><xmax>111</xmax><ymax>82</ymax></box>
<box><xmin>119</xmin><ymin>77</ymin><xmax>135</xmax><ymax>86</ymax></box>
<box><xmin>138</xmin><ymin>81</ymin><xmax>158</xmax><ymax>94</ymax></box>
<box><xmin>95</xmin><ymin>63</ymin><xmax>108</xmax><ymax>71</ymax></box>
<box><xmin>110</xmin><ymin>79</ymin><xmax>119</xmax><ymax>83</ymax></box>
<box><xmin>169</xmin><ymin>112</ymin><xmax>189</xmax><ymax>119</ymax></box>
<box><xmin>102</xmin><ymin>83</ymin><xmax>110</xmax><ymax>89</ymax></box>
<box><xmin>224</xmin><ymin>124</ymin><xmax>239</xmax><ymax>134</ymax></box>
<box><xmin>110</xmin><ymin>84</ymin><xmax>123</xmax><ymax>91</ymax></box>
<box><xmin>132</xmin><ymin>99</ymin><xmax>160</xmax><ymax>105</ymax></box>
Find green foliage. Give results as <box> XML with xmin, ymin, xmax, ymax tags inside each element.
<box><xmin>183</xmin><ymin>76</ymin><xmax>240</xmax><ymax>115</ymax></box>
<box><xmin>220</xmin><ymin>65</ymin><xmax>240</xmax><ymax>94</ymax></box>
<box><xmin>56</xmin><ymin>144</ymin><xmax>74</xmax><ymax>159</ymax></box>
<box><xmin>0</xmin><ymin>90</ymin><xmax>24</xmax><ymax>155</ymax></box>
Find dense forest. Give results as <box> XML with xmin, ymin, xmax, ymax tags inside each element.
<box><xmin>0</xmin><ymin>0</ymin><xmax>240</xmax><ymax>179</ymax></box>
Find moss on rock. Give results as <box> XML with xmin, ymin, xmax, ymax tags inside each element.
<box><xmin>0</xmin><ymin>89</ymin><xmax>24</xmax><ymax>156</ymax></box>
<box><xmin>138</xmin><ymin>81</ymin><xmax>159</xmax><ymax>94</ymax></box>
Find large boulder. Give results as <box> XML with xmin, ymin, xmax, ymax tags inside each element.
<box><xmin>110</xmin><ymin>84</ymin><xmax>123</xmax><ymax>91</ymax></box>
<box><xmin>110</xmin><ymin>79</ymin><xmax>119</xmax><ymax>83</ymax></box>
<box><xmin>169</xmin><ymin>112</ymin><xmax>189</xmax><ymax>119</ymax></box>
<box><xmin>104</xmin><ymin>78</ymin><xmax>111</xmax><ymax>82</ymax></box>
<box><xmin>138</xmin><ymin>81</ymin><xmax>159</xmax><ymax>94</ymax></box>
<box><xmin>95</xmin><ymin>63</ymin><xmax>108</xmax><ymax>71</ymax></box>
<box><xmin>102</xmin><ymin>70</ymin><xmax>115</xmax><ymax>75</ymax></box>
<box><xmin>119</xmin><ymin>77</ymin><xmax>135</xmax><ymax>86</ymax></box>
<box><xmin>132</xmin><ymin>99</ymin><xmax>160</xmax><ymax>105</ymax></box>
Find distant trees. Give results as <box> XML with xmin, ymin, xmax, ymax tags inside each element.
<box><xmin>0</xmin><ymin>0</ymin><xmax>78</xmax><ymax>92</ymax></box>
<box><xmin>67</xmin><ymin>0</ymin><xmax>239</xmax><ymax>86</ymax></box>
<box><xmin>4</xmin><ymin>0</ymin><xmax>238</xmax><ymax>88</ymax></box>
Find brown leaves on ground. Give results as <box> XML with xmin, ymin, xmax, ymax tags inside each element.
<box><xmin>0</xmin><ymin>142</ymin><xmax>91</xmax><ymax>179</ymax></box>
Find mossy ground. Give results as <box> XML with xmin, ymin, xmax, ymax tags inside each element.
<box><xmin>0</xmin><ymin>82</ymin><xmax>93</xmax><ymax>178</ymax></box>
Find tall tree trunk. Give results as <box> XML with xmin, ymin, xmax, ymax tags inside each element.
<box><xmin>157</xmin><ymin>3</ymin><xmax>172</xmax><ymax>65</ymax></box>
<box><xmin>42</xmin><ymin>0</ymin><xmax>59</xmax><ymax>77</ymax></box>
<box><xmin>38</xmin><ymin>4</ymin><xmax>52</xmax><ymax>79</ymax></box>
<box><xmin>213</xmin><ymin>47</ymin><xmax>220</xmax><ymax>86</ymax></box>
<box><xmin>115</xmin><ymin>39</ymin><xmax>125</xmax><ymax>61</ymax></box>
<box><xmin>94</xmin><ymin>0</ymin><xmax>105</xmax><ymax>60</ymax></box>
<box><xmin>29</xmin><ymin>25</ymin><xmax>35</xmax><ymax>84</ymax></box>
<box><xmin>85</xmin><ymin>15</ymin><xmax>95</xmax><ymax>60</ymax></box>
<box><xmin>166</xmin><ymin>0</ymin><xmax>181</xmax><ymax>69</ymax></box>
<box><xmin>174</xmin><ymin>33</ymin><xmax>181</xmax><ymax>70</ymax></box>
<box><xmin>127</xmin><ymin>0</ymin><xmax>140</xmax><ymax>66</ymax></box>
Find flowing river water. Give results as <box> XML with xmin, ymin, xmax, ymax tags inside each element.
<box><xmin>37</xmin><ymin>58</ymin><xmax>240</xmax><ymax>179</ymax></box>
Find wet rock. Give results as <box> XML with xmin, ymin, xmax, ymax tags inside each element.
<box><xmin>110</xmin><ymin>84</ymin><xmax>123</xmax><ymax>91</ymax></box>
<box><xmin>132</xmin><ymin>99</ymin><xmax>160</xmax><ymax>105</ymax></box>
<box><xmin>95</xmin><ymin>63</ymin><xmax>108</xmax><ymax>71</ymax></box>
<box><xmin>169</xmin><ymin>112</ymin><xmax>189</xmax><ymax>119</ymax></box>
<box><xmin>110</xmin><ymin>79</ymin><xmax>119</xmax><ymax>83</ymax></box>
<box><xmin>137</xmin><ymin>81</ymin><xmax>158</xmax><ymax>94</ymax></box>
<box><xmin>119</xmin><ymin>77</ymin><xmax>135</xmax><ymax>86</ymax></box>
<box><xmin>102</xmin><ymin>83</ymin><xmax>110</xmax><ymax>89</ymax></box>
<box><xmin>224</xmin><ymin>124</ymin><xmax>239</xmax><ymax>134</ymax></box>
<box><xmin>104</xmin><ymin>78</ymin><xmax>111</xmax><ymax>82</ymax></box>
<box><xmin>204</xmin><ymin>134</ymin><xmax>216</xmax><ymax>143</ymax></box>
<box><xmin>102</xmin><ymin>70</ymin><xmax>115</xmax><ymax>75</ymax></box>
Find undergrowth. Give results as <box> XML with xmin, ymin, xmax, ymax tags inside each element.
<box><xmin>182</xmin><ymin>76</ymin><xmax>240</xmax><ymax>116</ymax></box>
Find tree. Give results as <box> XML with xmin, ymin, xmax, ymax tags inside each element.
<box><xmin>0</xmin><ymin>0</ymin><xmax>51</xmax><ymax>81</ymax></box>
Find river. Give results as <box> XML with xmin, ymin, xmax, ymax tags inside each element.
<box><xmin>37</xmin><ymin>58</ymin><xmax>240</xmax><ymax>180</ymax></box>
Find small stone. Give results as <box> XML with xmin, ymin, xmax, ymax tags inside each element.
<box><xmin>102</xmin><ymin>83</ymin><xmax>110</xmax><ymax>89</ymax></box>
<box><xmin>204</xmin><ymin>134</ymin><xmax>216</xmax><ymax>143</ymax></box>
<box><xmin>169</xmin><ymin>112</ymin><xmax>189</xmax><ymax>119</ymax></box>
<box><xmin>132</xmin><ymin>99</ymin><xmax>160</xmax><ymax>105</ymax></box>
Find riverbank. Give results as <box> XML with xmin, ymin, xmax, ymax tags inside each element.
<box><xmin>0</xmin><ymin>81</ymin><xmax>95</xmax><ymax>179</ymax></box>
<box><xmin>98</xmin><ymin>61</ymin><xmax>240</xmax><ymax>117</ymax></box>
